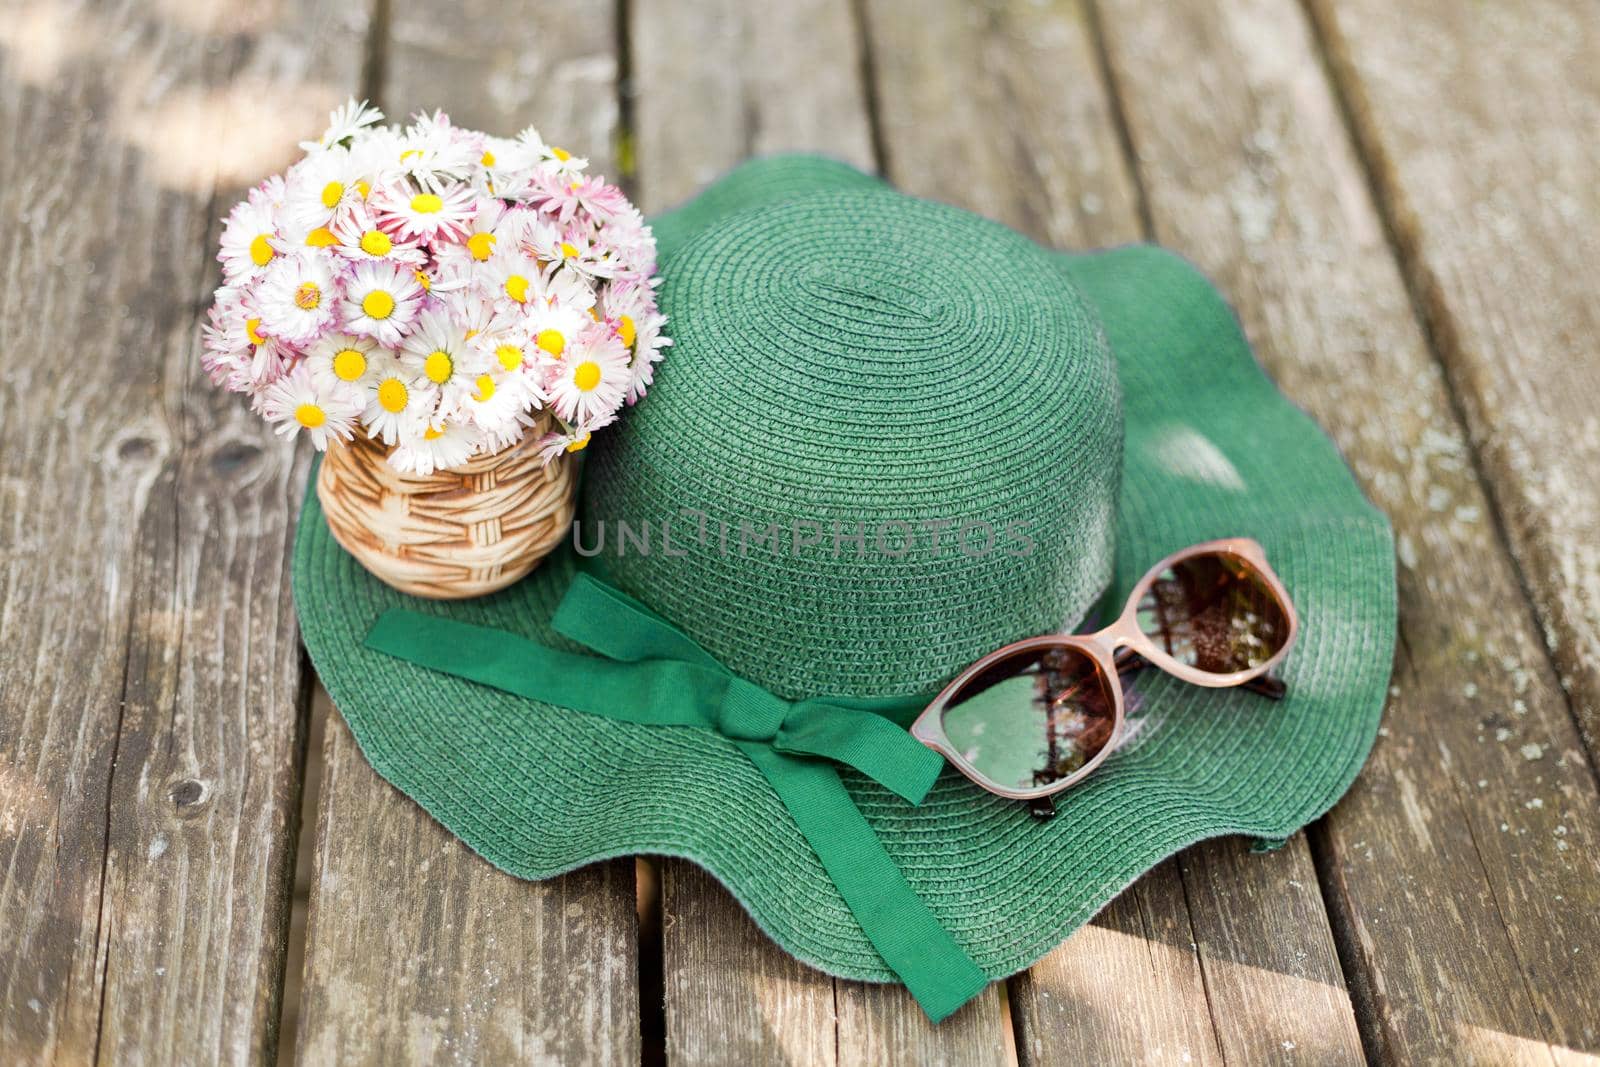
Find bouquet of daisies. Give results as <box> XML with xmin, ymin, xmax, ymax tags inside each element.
<box><xmin>201</xmin><ymin>100</ymin><xmax>667</xmax><ymax>474</ymax></box>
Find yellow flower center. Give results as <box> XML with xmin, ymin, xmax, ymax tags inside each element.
<box><xmin>246</xmin><ymin>317</ymin><xmax>266</xmax><ymax>346</ymax></box>
<box><xmin>423</xmin><ymin>350</ymin><xmax>453</xmax><ymax>383</ymax></box>
<box><xmin>495</xmin><ymin>344</ymin><xmax>523</xmax><ymax>371</ymax></box>
<box><xmin>306</xmin><ymin>226</ymin><xmax>339</xmax><ymax>248</ymax></box>
<box><xmin>480</xmin><ymin>150</ymin><xmax>496</xmax><ymax>166</ymax></box>
<box><xmin>565</xmin><ymin>431</ymin><xmax>591</xmax><ymax>453</ymax></box>
<box><xmin>400</xmin><ymin>148</ymin><xmax>422</xmax><ymax>163</ymax></box>
<box><xmin>423</xmin><ymin>425</ymin><xmax>444</xmax><ymax>441</ymax></box>
<box><xmin>294</xmin><ymin>403</ymin><xmax>326</xmax><ymax>429</ymax></box>
<box><xmin>360</xmin><ymin>229</ymin><xmax>392</xmax><ymax>256</ymax></box>
<box><xmin>356</xmin><ymin>179</ymin><xmax>372</xmax><ymax>199</ymax></box>
<box><xmin>294</xmin><ymin>282</ymin><xmax>321</xmax><ymax>310</ymax></box>
<box><xmin>558</xmin><ymin>241</ymin><xmax>579</xmax><ymax>259</ymax></box>
<box><xmin>467</xmin><ymin>232</ymin><xmax>496</xmax><ymax>261</ymax></box>
<box><xmin>321</xmin><ymin>181</ymin><xmax>344</xmax><ymax>208</ymax></box>
<box><xmin>504</xmin><ymin>274</ymin><xmax>529</xmax><ymax>303</ymax></box>
<box><xmin>249</xmin><ymin>234</ymin><xmax>275</xmax><ymax>267</ymax></box>
<box><xmin>473</xmin><ymin>374</ymin><xmax>496</xmax><ymax>402</ymax></box>
<box><xmin>332</xmin><ymin>348</ymin><xmax>367</xmax><ymax>382</ymax></box>
<box><xmin>410</xmin><ymin>193</ymin><xmax>444</xmax><ymax>214</ymax></box>
<box><xmin>536</xmin><ymin>329</ymin><xmax>565</xmax><ymax>358</ymax></box>
<box><xmin>618</xmin><ymin>315</ymin><xmax>637</xmax><ymax>348</ymax></box>
<box><xmin>362</xmin><ymin>290</ymin><xmax>395</xmax><ymax>319</ymax></box>
<box><xmin>377</xmin><ymin>378</ymin><xmax>409</xmax><ymax>413</ymax></box>
<box><xmin>551</xmin><ymin>147</ymin><xmax>571</xmax><ymax>161</ymax></box>
<box><xmin>573</xmin><ymin>361</ymin><xmax>602</xmax><ymax>391</ymax></box>
<box><xmin>415</xmin><ymin>270</ymin><xmax>431</xmax><ymax>292</ymax></box>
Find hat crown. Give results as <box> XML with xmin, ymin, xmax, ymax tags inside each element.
<box><xmin>584</xmin><ymin>189</ymin><xmax>1122</xmax><ymax>698</ymax></box>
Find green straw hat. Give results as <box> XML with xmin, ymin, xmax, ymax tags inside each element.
<box><xmin>295</xmin><ymin>154</ymin><xmax>1396</xmax><ymax>1021</ymax></box>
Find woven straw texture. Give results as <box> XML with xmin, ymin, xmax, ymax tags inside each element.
<box><xmin>585</xmin><ymin>185</ymin><xmax>1121</xmax><ymax>699</ymax></box>
<box><xmin>294</xmin><ymin>155</ymin><xmax>1396</xmax><ymax>983</ymax></box>
<box><xmin>316</xmin><ymin>419</ymin><xmax>577</xmax><ymax>600</ymax></box>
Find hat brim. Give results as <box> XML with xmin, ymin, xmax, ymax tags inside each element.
<box><xmin>294</xmin><ymin>156</ymin><xmax>1396</xmax><ymax>983</ymax></box>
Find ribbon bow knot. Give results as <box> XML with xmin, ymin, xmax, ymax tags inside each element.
<box><xmin>717</xmin><ymin>677</ymin><xmax>789</xmax><ymax>741</ymax></box>
<box><xmin>363</xmin><ymin>570</ymin><xmax>989</xmax><ymax>1022</ymax></box>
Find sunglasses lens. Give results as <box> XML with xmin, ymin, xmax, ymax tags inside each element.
<box><xmin>940</xmin><ymin>645</ymin><xmax>1117</xmax><ymax>792</ymax></box>
<box><xmin>1136</xmin><ymin>551</ymin><xmax>1290</xmax><ymax>674</ymax></box>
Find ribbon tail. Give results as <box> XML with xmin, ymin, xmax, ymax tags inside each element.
<box><xmin>737</xmin><ymin>742</ymin><xmax>989</xmax><ymax>1023</ymax></box>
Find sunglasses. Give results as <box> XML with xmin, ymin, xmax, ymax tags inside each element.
<box><xmin>910</xmin><ymin>539</ymin><xmax>1298</xmax><ymax>816</ymax></box>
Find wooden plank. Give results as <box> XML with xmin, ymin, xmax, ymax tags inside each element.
<box><xmin>292</xmin><ymin>2</ymin><xmax>641</xmax><ymax>1063</ymax></box>
<box><xmin>296</xmin><ymin>712</ymin><xmax>639</xmax><ymax>1064</ymax></box>
<box><xmin>1307</xmin><ymin>0</ymin><xmax>1600</xmax><ymax>766</ymax></box>
<box><xmin>659</xmin><ymin>862</ymin><xmax>838</xmax><ymax>1065</ymax></box>
<box><xmin>629</xmin><ymin>1</ymin><xmax>1015</xmax><ymax>1060</ymax></box>
<box><xmin>862</xmin><ymin>0</ymin><xmax>1367</xmax><ymax>1061</ymax></box>
<box><xmin>1091</xmin><ymin>0</ymin><xmax>1600</xmax><ymax>1059</ymax></box>
<box><xmin>0</xmin><ymin>3</ymin><xmax>362</xmax><ymax>1064</ymax></box>
<box><xmin>1010</xmin><ymin>863</ymin><xmax>1222</xmax><ymax>1065</ymax></box>
<box><xmin>630</xmin><ymin>0</ymin><xmax>877</xmax><ymax>212</ymax></box>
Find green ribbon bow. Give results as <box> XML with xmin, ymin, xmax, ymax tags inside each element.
<box><xmin>363</xmin><ymin>572</ymin><xmax>990</xmax><ymax>1022</ymax></box>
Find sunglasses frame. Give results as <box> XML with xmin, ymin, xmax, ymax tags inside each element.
<box><xmin>909</xmin><ymin>538</ymin><xmax>1299</xmax><ymax>801</ymax></box>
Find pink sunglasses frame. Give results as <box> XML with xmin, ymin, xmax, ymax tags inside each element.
<box><xmin>909</xmin><ymin>538</ymin><xmax>1300</xmax><ymax>801</ymax></box>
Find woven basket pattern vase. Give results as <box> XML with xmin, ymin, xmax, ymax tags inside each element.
<box><xmin>315</xmin><ymin>419</ymin><xmax>577</xmax><ymax>599</ymax></box>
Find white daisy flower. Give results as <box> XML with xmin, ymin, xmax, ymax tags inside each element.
<box><xmin>218</xmin><ymin>195</ymin><xmax>282</xmax><ymax>283</ymax></box>
<box><xmin>256</xmin><ymin>252</ymin><xmax>339</xmax><ymax>346</ymax></box>
<box><xmin>536</xmin><ymin>171</ymin><xmax>629</xmax><ymax>225</ymax></box>
<box><xmin>542</xmin><ymin>143</ymin><xmax>588</xmax><ymax>176</ymax></box>
<box><xmin>534</xmin><ymin>413</ymin><xmax>615</xmax><ymax>463</ymax></box>
<box><xmin>598</xmin><ymin>277</ymin><xmax>671</xmax><ymax>402</ymax></box>
<box><xmin>483</xmin><ymin>253</ymin><xmax>547</xmax><ymax>312</ymax></box>
<box><xmin>626</xmin><ymin>312</ymin><xmax>672</xmax><ymax>403</ymax></box>
<box><xmin>306</xmin><ymin>332</ymin><xmax>382</xmax><ymax>390</ymax></box>
<box><xmin>460</xmin><ymin>365</ymin><xmax>539</xmax><ymax>450</ymax></box>
<box><xmin>547</xmin><ymin>325</ymin><xmax>629</xmax><ymax>424</ymax></box>
<box><xmin>553</xmin><ymin>228</ymin><xmax>620</xmax><ymax>280</ymax></box>
<box><xmin>341</xmin><ymin>259</ymin><xmax>425</xmax><ymax>346</ymax></box>
<box><xmin>284</xmin><ymin>148</ymin><xmax>365</xmax><ymax>234</ymax></box>
<box><xmin>346</xmin><ymin>127</ymin><xmax>404</xmax><ymax>194</ymax></box>
<box><xmin>398</xmin><ymin>308</ymin><xmax>488</xmax><ymax>406</ymax></box>
<box><xmin>474</xmin><ymin>135</ymin><xmax>540</xmax><ymax>195</ymax></box>
<box><xmin>213</xmin><ymin>286</ymin><xmax>294</xmax><ymax>388</ymax></box>
<box><xmin>390</xmin><ymin>417</ymin><xmax>484</xmax><ymax>476</ymax></box>
<box><xmin>201</xmin><ymin>288</ymin><xmax>256</xmax><ymax>391</ymax></box>
<box><xmin>396</xmin><ymin>110</ymin><xmax>477</xmax><ymax>191</ymax></box>
<box><xmin>260</xmin><ymin>365</ymin><xmax>362</xmax><ymax>449</ymax></box>
<box><xmin>526</xmin><ymin>302</ymin><xmax>592</xmax><ymax>363</ymax></box>
<box><xmin>517</xmin><ymin>216</ymin><xmax>569</xmax><ymax>266</ymax></box>
<box><xmin>434</xmin><ymin>197</ymin><xmax>510</xmax><ymax>271</ymax></box>
<box><xmin>301</xmin><ymin>98</ymin><xmax>385</xmax><ymax>153</ymax></box>
<box><xmin>330</xmin><ymin>203</ymin><xmax>427</xmax><ymax>267</ymax></box>
<box><xmin>359</xmin><ymin>351</ymin><xmax>435</xmax><ymax>446</ymax></box>
<box><xmin>372</xmin><ymin>180</ymin><xmax>476</xmax><ymax>244</ymax></box>
<box><xmin>470</xmin><ymin>320</ymin><xmax>535</xmax><ymax>376</ymax></box>
<box><xmin>493</xmin><ymin>257</ymin><xmax>597</xmax><ymax>318</ymax></box>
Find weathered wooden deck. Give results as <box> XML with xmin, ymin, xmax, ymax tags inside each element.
<box><xmin>4</xmin><ymin>0</ymin><xmax>1599</xmax><ymax>1063</ymax></box>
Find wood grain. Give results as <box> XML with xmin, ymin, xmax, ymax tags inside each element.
<box><xmin>629</xmin><ymin>0</ymin><xmax>877</xmax><ymax>211</ymax></box>
<box><xmin>0</xmin><ymin>2</ymin><xmax>361</xmax><ymax>1063</ymax></box>
<box><xmin>862</xmin><ymin>0</ymin><xmax>1366</xmax><ymax>1061</ymax></box>
<box><xmin>628</xmin><ymin>1</ymin><xmax>1016</xmax><ymax>1060</ymax></box>
<box><xmin>1308</xmin><ymin>0</ymin><xmax>1600</xmax><ymax>767</ymax></box>
<box><xmin>296</xmin><ymin>712</ymin><xmax>639</xmax><ymax>1064</ymax></box>
<box><xmin>292</xmin><ymin>2</ymin><xmax>642</xmax><ymax>1063</ymax></box>
<box><xmin>1091</xmin><ymin>0</ymin><xmax>1600</xmax><ymax>1059</ymax></box>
